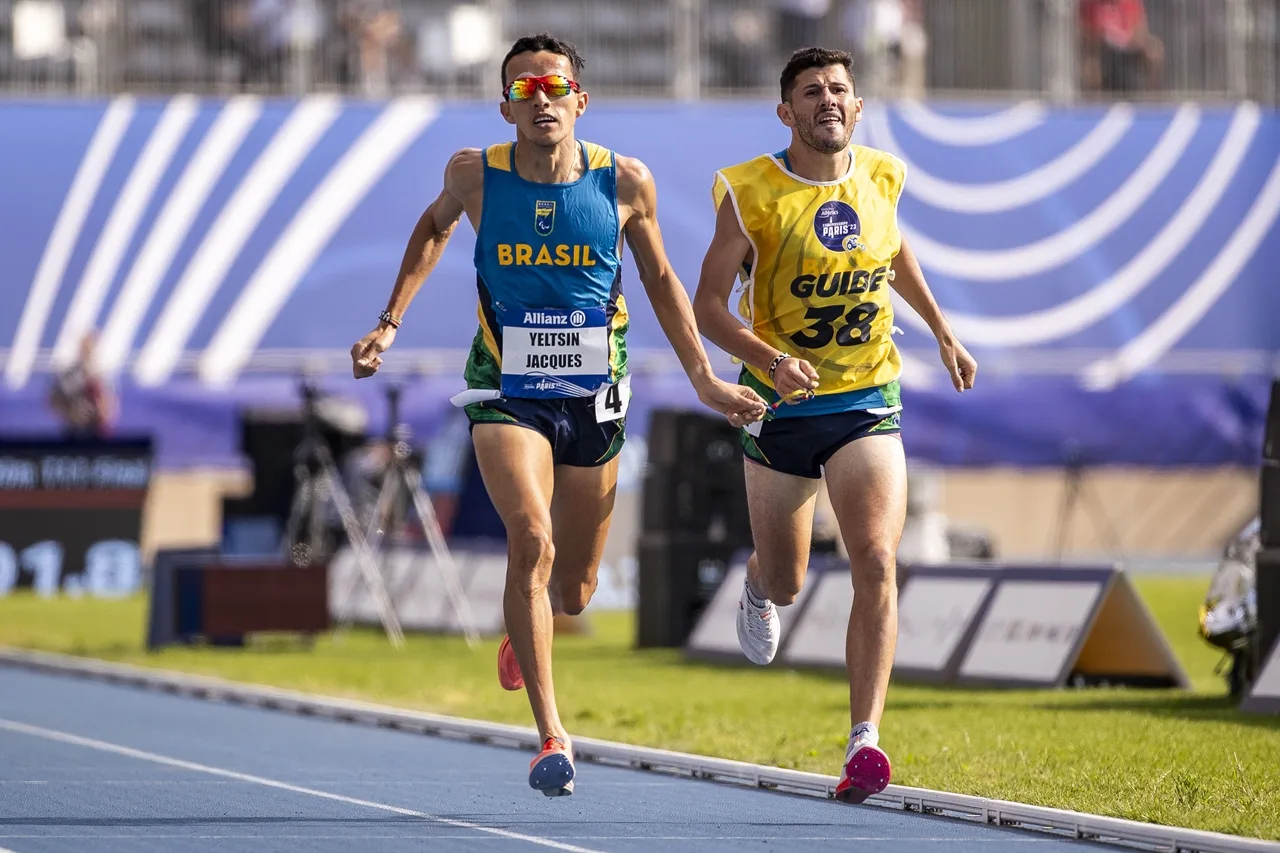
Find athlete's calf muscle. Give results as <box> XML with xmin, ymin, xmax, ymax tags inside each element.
<box><xmin>548</xmin><ymin>456</ymin><xmax>619</xmax><ymax>615</ymax></box>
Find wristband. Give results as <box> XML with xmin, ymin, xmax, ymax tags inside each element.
<box><xmin>767</xmin><ymin>353</ymin><xmax>790</xmax><ymax>380</ymax></box>
<box><xmin>379</xmin><ymin>310</ymin><xmax>401</xmax><ymax>329</ymax></box>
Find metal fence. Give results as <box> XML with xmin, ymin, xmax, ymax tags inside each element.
<box><xmin>1</xmin><ymin>0</ymin><xmax>1276</xmax><ymax>103</ymax></box>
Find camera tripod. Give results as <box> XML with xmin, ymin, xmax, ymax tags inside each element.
<box><xmin>283</xmin><ymin>382</ymin><xmax>406</xmax><ymax>648</ymax></box>
<box><xmin>331</xmin><ymin>384</ymin><xmax>480</xmax><ymax>647</ymax></box>
<box><xmin>1049</xmin><ymin>444</ymin><xmax>1126</xmax><ymax>564</ymax></box>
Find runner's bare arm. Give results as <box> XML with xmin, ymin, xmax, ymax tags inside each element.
<box><xmin>351</xmin><ymin>148</ymin><xmax>480</xmax><ymax>378</ymax></box>
<box><xmin>890</xmin><ymin>233</ymin><xmax>977</xmax><ymax>392</ymax></box>
<box><xmin>693</xmin><ymin>193</ymin><xmax>820</xmax><ymax>400</ymax></box>
<box><xmin>692</xmin><ymin>194</ymin><xmax>778</xmax><ymax>370</ymax></box>
<box><xmin>617</xmin><ymin>156</ymin><xmax>766</xmax><ymax>423</ymax></box>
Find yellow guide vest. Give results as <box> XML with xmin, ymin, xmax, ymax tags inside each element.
<box><xmin>712</xmin><ymin>145</ymin><xmax>906</xmax><ymax>395</ymax></box>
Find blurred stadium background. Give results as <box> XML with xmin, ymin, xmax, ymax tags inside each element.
<box><xmin>1</xmin><ymin>0</ymin><xmax>1279</xmax><ymax>702</ymax></box>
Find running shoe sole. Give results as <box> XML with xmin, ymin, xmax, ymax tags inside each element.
<box><xmin>528</xmin><ymin>752</ymin><xmax>575</xmax><ymax>797</ymax></box>
<box><xmin>834</xmin><ymin>744</ymin><xmax>892</xmax><ymax>804</ymax></box>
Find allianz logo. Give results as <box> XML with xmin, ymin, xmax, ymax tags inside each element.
<box><xmin>524</xmin><ymin>311</ymin><xmax>569</xmax><ymax>325</ymax></box>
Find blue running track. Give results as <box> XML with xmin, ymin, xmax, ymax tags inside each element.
<box><xmin>0</xmin><ymin>666</ymin><xmax>1118</xmax><ymax>852</ymax></box>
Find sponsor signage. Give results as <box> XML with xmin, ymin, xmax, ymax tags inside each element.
<box><xmin>685</xmin><ymin>556</ymin><xmax>1189</xmax><ymax>690</ymax></box>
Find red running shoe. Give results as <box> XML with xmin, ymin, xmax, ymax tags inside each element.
<box><xmin>528</xmin><ymin>736</ymin><xmax>575</xmax><ymax>797</ymax></box>
<box><xmin>497</xmin><ymin>635</ymin><xmax>523</xmax><ymax>691</ymax></box>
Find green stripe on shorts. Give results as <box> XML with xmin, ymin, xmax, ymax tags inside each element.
<box><xmin>463</xmin><ymin>327</ymin><xmax>501</xmax><ymax>391</ymax></box>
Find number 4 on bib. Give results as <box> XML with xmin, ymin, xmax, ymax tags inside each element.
<box><xmin>594</xmin><ymin>373</ymin><xmax>631</xmax><ymax>423</ymax></box>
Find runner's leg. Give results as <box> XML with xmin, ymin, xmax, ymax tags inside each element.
<box><xmin>470</xmin><ymin>423</ymin><xmax>563</xmax><ymax>741</ymax></box>
<box><xmin>823</xmin><ymin>434</ymin><xmax>908</xmax><ymax>729</ymax></box>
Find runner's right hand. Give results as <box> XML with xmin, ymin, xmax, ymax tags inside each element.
<box><xmin>696</xmin><ymin>378</ymin><xmax>767</xmax><ymax>428</ymax></box>
<box><xmin>772</xmin><ymin>357</ymin><xmax>819</xmax><ymax>402</ymax></box>
<box><xmin>351</xmin><ymin>324</ymin><xmax>397</xmax><ymax>379</ymax></box>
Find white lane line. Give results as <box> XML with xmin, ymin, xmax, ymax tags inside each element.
<box><xmin>0</xmin><ymin>718</ymin><xmax>603</xmax><ymax>853</ymax></box>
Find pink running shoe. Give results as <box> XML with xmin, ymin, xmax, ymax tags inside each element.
<box><xmin>834</xmin><ymin>738</ymin><xmax>892</xmax><ymax>804</ymax></box>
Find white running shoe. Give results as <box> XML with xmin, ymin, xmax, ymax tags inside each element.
<box><xmin>736</xmin><ymin>580</ymin><xmax>780</xmax><ymax>665</ymax></box>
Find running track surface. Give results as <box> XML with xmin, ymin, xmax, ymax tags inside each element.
<box><xmin>0</xmin><ymin>666</ymin><xmax>1115</xmax><ymax>853</ymax></box>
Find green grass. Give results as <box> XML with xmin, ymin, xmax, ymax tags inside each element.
<box><xmin>1</xmin><ymin>576</ymin><xmax>1277</xmax><ymax>840</ymax></box>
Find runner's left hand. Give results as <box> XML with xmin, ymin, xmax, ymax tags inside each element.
<box><xmin>697</xmin><ymin>378</ymin><xmax>767</xmax><ymax>428</ymax></box>
<box><xmin>939</xmin><ymin>335</ymin><xmax>977</xmax><ymax>392</ymax></box>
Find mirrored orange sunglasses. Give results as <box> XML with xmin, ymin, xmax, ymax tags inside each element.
<box><xmin>503</xmin><ymin>75</ymin><xmax>580</xmax><ymax>102</ymax></box>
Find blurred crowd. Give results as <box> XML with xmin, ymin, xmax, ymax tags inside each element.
<box><xmin>6</xmin><ymin>0</ymin><xmax>421</xmax><ymax>95</ymax></box>
<box><xmin>190</xmin><ymin>0</ymin><xmax>409</xmax><ymax>95</ymax></box>
<box><xmin>0</xmin><ymin>0</ymin><xmax>1259</xmax><ymax>100</ymax></box>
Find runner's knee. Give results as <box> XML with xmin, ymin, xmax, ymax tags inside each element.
<box><xmin>849</xmin><ymin>541</ymin><xmax>897</xmax><ymax>590</ymax></box>
<box><xmin>505</xmin><ymin>520</ymin><xmax>556</xmax><ymax>598</ymax></box>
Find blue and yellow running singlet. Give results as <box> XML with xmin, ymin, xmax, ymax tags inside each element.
<box><xmin>464</xmin><ymin>140</ymin><xmax>629</xmax><ymax>402</ymax></box>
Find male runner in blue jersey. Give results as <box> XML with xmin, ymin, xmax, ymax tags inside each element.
<box><xmin>351</xmin><ymin>33</ymin><xmax>766</xmax><ymax>797</ymax></box>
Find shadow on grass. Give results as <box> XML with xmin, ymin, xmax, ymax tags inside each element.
<box><xmin>669</xmin><ymin>655</ymin><xmax>1280</xmax><ymax>730</ymax></box>
<box><xmin>1029</xmin><ymin>693</ymin><xmax>1280</xmax><ymax>729</ymax></box>
<box><xmin>66</xmin><ymin>642</ymin><xmax>140</xmax><ymax>658</ymax></box>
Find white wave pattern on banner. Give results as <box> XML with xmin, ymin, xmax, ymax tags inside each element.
<box><xmin>893</xmin><ymin>105</ymin><xmax>1201</xmax><ymax>281</ymax></box>
<box><xmin>1081</xmin><ymin>153</ymin><xmax>1280</xmax><ymax>390</ymax></box>
<box><xmin>133</xmin><ymin>96</ymin><xmax>344</xmax><ymax>387</ymax></box>
<box><xmin>2</xmin><ymin>100</ymin><xmax>1274</xmax><ymax>392</ymax></box>
<box><xmin>4</xmin><ymin>98</ymin><xmax>135</xmax><ymax>390</ymax></box>
<box><xmin>894</xmin><ymin>100</ymin><xmax>1047</xmax><ymax>146</ymax></box>
<box><xmin>892</xmin><ymin>104</ymin><xmax>1261</xmax><ymax>347</ymax></box>
<box><xmin>198</xmin><ymin>97</ymin><xmax>440</xmax><ymax>388</ymax></box>
<box><xmin>867</xmin><ymin>104</ymin><xmax>1133</xmax><ymax>213</ymax></box>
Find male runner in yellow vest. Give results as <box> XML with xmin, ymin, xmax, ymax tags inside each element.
<box><xmin>693</xmin><ymin>46</ymin><xmax>977</xmax><ymax>804</ymax></box>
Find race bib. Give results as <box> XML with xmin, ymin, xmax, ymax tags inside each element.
<box><xmin>594</xmin><ymin>373</ymin><xmax>631</xmax><ymax>423</ymax></box>
<box><xmin>497</xmin><ymin>305</ymin><xmax>611</xmax><ymax>398</ymax></box>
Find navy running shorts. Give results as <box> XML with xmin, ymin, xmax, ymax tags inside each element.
<box><xmin>465</xmin><ymin>395</ymin><xmax>626</xmax><ymax>468</ymax></box>
<box><xmin>740</xmin><ymin>408</ymin><xmax>901</xmax><ymax>479</ymax></box>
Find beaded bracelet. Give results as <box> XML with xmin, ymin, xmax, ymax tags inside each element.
<box><xmin>767</xmin><ymin>353</ymin><xmax>790</xmax><ymax>380</ymax></box>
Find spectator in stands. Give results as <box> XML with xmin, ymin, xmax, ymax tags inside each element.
<box><xmin>776</xmin><ymin>0</ymin><xmax>830</xmax><ymax>57</ymax></box>
<box><xmin>194</xmin><ymin>0</ymin><xmax>324</xmax><ymax>89</ymax></box>
<box><xmin>841</xmin><ymin>0</ymin><xmax>927</xmax><ymax>99</ymax></box>
<box><xmin>893</xmin><ymin>0</ymin><xmax>927</xmax><ymax>100</ymax></box>
<box><xmin>1079</xmin><ymin>0</ymin><xmax>1164</xmax><ymax>95</ymax></box>
<box><xmin>711</xmin><ymin>7</ymin><xmax>771</xmax><ymax>90</ymax></box>
<box><xmin>247</xmin><ymin>0</ymin><xmax>325</xmax><ymax>88</ymax></box>
<box><xmin>194</xmin><ymin>0</ymin><xmax>279</xmax><ymax>87</ymax></box>
<box><xmin>339</xmin><ymin>0</ymin><xmax>404</xmax><ymax>97</ymax></box>
<box><xmin>48</xmin><ymin>331</ymin><xmax>115</xmax><ymax>439</ymax></box>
